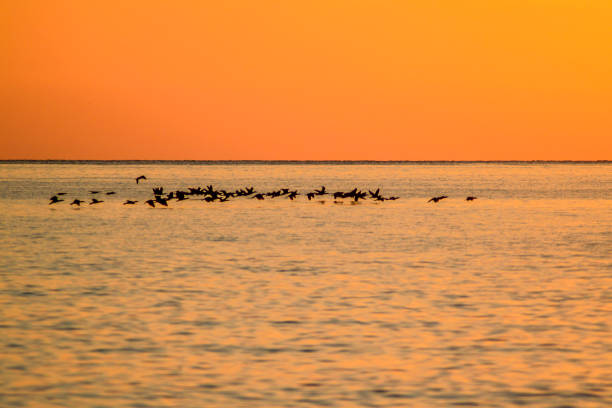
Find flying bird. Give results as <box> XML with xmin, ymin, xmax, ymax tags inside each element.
<box><xmin>428</xmin><ymin>196</ymin><xmax>448</xmax><ymax>203</ymax></box>
<box><xmin>343</xmin><ymin>188</ymin><xmax>358</xmax><ymax>198</ymax></box>
<box><xmin>136</xmin><ymin>175</ymin><xmax>147</xmax><ymax>184</ymax></box>
<box><xmin>368</xmin><ymin>188</ymin><xmax>380</xmax><ymax>199</ymax></box>
<box><xmin>145</xmin><ymin>199</ymin><xmax>155</xmax><ymax>208</ymax></box>
<box><xmin>154</xmin><ymin>196</ymin><xmax>168</xmax><ymax>207</ymax></box>
<box><xmin>123</xmin><ymin>200</ymin><xmax>138</xmax><ymax>205</ymax></box>
<box><xmin>49</xmin><ymin>195</ymin><xmax>64</xmax><ymax>205</ymax></box>
<box><xmin>354</xmin><ymin>191</ymin><xmax>367</xmax><ymax>202</ymax></box>
<box><xmin>90</xmin><ymin>198</ymin><xmax>104</xmax><ymax>205</ymax></box>
<box><xmin>466</xmin><ymin>196</ymin><xmax>477</xmax><ymax>201</ymax></box>
<box><xmin>106</xmin><ymin>191</ymin><xmax>116</xmax><ymax>195</ymax></box>
<box><xmin>70</xmin><ymin>199</ymin><xmax>84</xmax><ymax>206</ymax></box>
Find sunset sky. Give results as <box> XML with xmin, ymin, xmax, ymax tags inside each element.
<box><xmin>2</xmin><ymin>1</ymin><xmax>611</xmax><ymax>160</ymax></box>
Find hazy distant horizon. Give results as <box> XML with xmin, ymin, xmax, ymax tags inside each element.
<box><xmin>1</xmin><ymin>159</ymin><xmax>610</xmax><ymax>164</ymax></box>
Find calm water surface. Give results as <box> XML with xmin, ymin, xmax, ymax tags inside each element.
<box><xmin>0</xmin><ymin>162</ymin><xmax>610</xmax><ymax>407</ymax></box>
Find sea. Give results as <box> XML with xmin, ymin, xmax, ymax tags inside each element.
<box><xmin>0</xmin><ymin>161</ymin><xmax>610</xmax><ymax>408</ymax></box>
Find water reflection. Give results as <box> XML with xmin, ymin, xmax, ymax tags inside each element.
<box><xmin>0</xmin><ymin>163</ymin><xmax>610</xmax><ymax>407</ymax></box>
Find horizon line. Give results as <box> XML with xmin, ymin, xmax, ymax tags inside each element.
<box><xmin>1</xmin><ymin>159</ymin><xmax>610</xmax><ymax>164</ymax></box>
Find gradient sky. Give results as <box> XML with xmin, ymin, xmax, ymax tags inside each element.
<box><xmin>2</xmin><ymin>1</ymin><xmax>611</xmax><ymax>160</ymax></box>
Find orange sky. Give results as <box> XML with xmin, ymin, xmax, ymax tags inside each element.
<box><xmin>1</xmin><ymin>1</ymin><xmax>611</xmax><ymax>160</ymax></box>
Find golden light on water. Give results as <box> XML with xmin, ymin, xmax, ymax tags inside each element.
<box><xmin>0</xmin><ymin>162</ymin><xmax>610</xmax><ymax>406</ymax></box>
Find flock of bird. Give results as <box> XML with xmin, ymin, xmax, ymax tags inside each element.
<box><xmin>48</xmin><ymin>175</ymin><xmax>477</xmax><ymax>207</ymax></box>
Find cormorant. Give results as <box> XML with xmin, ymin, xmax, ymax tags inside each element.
<box><xmin>136</xmin><ymin>175</ymin><xmax>147</xmax><ymax>184</ymax></box>
<box><xmin>343</xmin><ymin>188</ymin><xmax>358</xmax><ymax>198</ymax></box>
<box><xmin>368</xmin><ymin>188</ymin><xmax>380</xmax><ymax>199</ymax></box>
<box><xmin>428</xmin><ymin>196</ymin><xmax>448</xmax><ymax>203</ymax></box>
<box><xmin>154</xmin><ymin>196</ymin><xmax>168</xmax><ymax>206</ymax></box>
<box><xmin>49</xmin><ymin>195</ymin><xmax>64</xmax><ymax>204</ymax></box>
<box><xmin>315</xmin><ymin>186</ymin><xmax>327</xmax><ymax>195</ymax></box>
<box><xmin>354</xmin><ymin>191</ymin><xmax>367</xmax><ymax>202</ymax></box>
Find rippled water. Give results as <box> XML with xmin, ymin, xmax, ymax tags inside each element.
<box><xmin>1</xmin><ymin>162</ymin><xmax>610</xmax><ymax>407</ymax></box>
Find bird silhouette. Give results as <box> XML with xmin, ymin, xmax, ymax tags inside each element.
<box><xmin>253</xmin><ymin>193</ymin><xmax>265</xmax><ymax>200</ymax></box>
<box><xmin>89</xmin><ymin>191</ymin><xmax>100</xmax><ymax>194</ymax></box>
<box><xmin>123</xmin><ymin>200</ymin><xmax>138</xmax><ymax>205</ymax></box>
<box><xmin>106</xmin><ymin>191</ymin><xmax>116</xmax><ymax>195</ymax></box>
<box><xmin>368</xmin><ymin>188</ymin><xmax>381</xmax><ymax>199</ymax></box>
<box><xmin>57</xmin><ymin>192</ymin><xmax>67</xmax><ymax>196</ymax></box>
<box><xmin>49</xmin><ymin>195</ymin><xmax>64</xmax><ymax>205</ymax></box>
<box><xmin>70</xmin><ymin>199</ymin><xmax>84</xmax><ymax>206</ymax></box>
<box><xmin>428</xmin><ymin>196</ymin><xmax>448</xmax><ymax>203</ymax></box>
<box><xmin>315</xmin><ymin>186</ymin><xmax>327</xmax><ymax>195</ymax></box>
<box><xmin>154</xmin><ymin>196</ymin><xmax>168</xmax><ymax>207</ymax></box>
<box><xmin>176</xmin><ymin>191</ymin><xmax>189</xmax><ymax>201</ymax></box>
<box><xmin>90</xmin><ymin>198</ymin><xmax>104</xmax><ymax>205</ymax></box>
<box><xmin>343</xmin><ymin>188</ymin><xmax>358</xmax><ymax>198</ymax></box>
<box><xmin>466</xmin><ymin>196</ymin><xmax>477</xmax><ymax>201</ymax></box>
<box><xmin>354</xmin><ymin>191</ymin><xmax>367</xmax><ymax>202</ymax></box>
<box><xmin>145</xmin><ymin>199</ymin><xmax>155</xmax><ymax>208</ymax></box>
<box><xmin>136</xmin><ymin>175</ymin><xmax>147</xmax><ymax>184</ymax></box>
